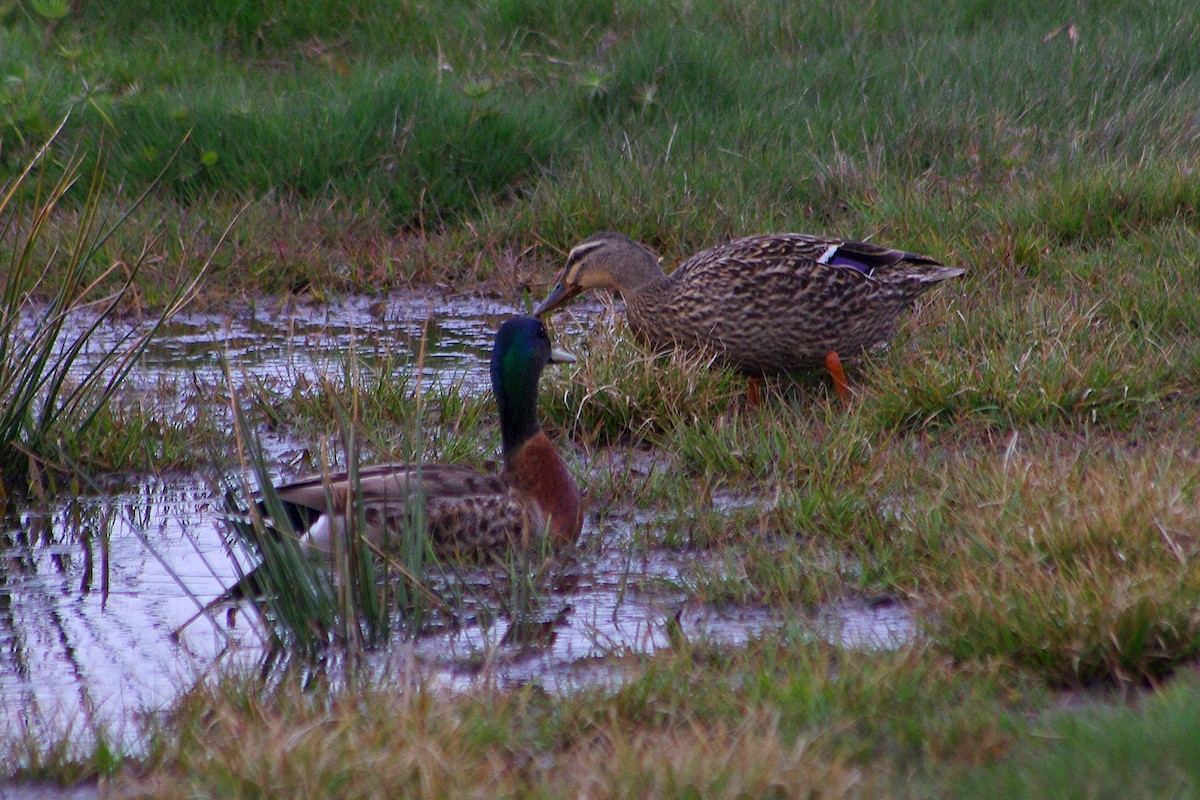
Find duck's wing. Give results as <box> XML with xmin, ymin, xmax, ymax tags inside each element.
<box><xmin>673</xmin><ymin>234</ymin><xmax>960</xmax><ymax>282</ymax></box>
<box><xmin>273</xmin><ymin>463</ymin><xmax>543</xmax><ymax>557</ymax></box>
<box><xmin>273</xmin><ymin>463</ymin><xmax>496</xmax><ymax>511</ymax></box>
<box><xmin>668</xmin><ymin>234</ymin><xmax>839</xmax><ymax>280</ymax></box>
<box><xmin>819</xmin><ymin>239</ymin><xmax>963</xmax><ymax>282</ymax></box>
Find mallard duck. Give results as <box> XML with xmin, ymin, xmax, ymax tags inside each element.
<box><xmin>259</xmin><ymin>316</ymin><xmax>582</xmax><ymax>561</ymax></box>
<box><xmin>533</xmin><ymin>232</ymin><xmax>964</xmax><ymax>400</ymax></box>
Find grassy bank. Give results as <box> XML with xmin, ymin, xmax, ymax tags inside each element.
<box><xmin>3</xmin><ymin>0</ymin><xmax>1200</xmax><ymax>796</ymax></box>
<box><xmin>3</xmin><ymin>0</ymin><xmax>1197</xmax><ymax>298</ymax></box>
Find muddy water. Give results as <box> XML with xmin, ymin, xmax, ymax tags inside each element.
<box><xmin>0</xmin><ymin>294</ymin><xmax>914</xmax><ymax>739</ymax></box>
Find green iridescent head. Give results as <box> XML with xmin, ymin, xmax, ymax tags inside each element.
<box><xmin>490</xmin><ymin>317</ymin><xmax>575</xmax><ymax>456</ymax></box>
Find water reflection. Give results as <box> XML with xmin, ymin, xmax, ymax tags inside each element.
<box><xmin>0</xmin><ymin>481</ymin><xmax>256</xmax><ymax>736</ymax></box>
<box><xmin>387</xmin><ymin>545</ymin><xmax>779</xmax><ymax>693</ymax></box>
<box><xmin>813</xmin><ymin>597</ymin><xmax>916</xmax><ymax>650</ymax></box>
<box><xmin>0</xmin><ymin>485</ymin><xmax>781</xmax><ymax>730</ymax></box>
<box><xmin>2</xmin><ymin>294</ymin><xmax>557</xmax><ymax>737</ymax></box>
<box><xmin>66</xmin><ymin>293</ymin><xmax>522</xmax><ymax>395</ymax></box>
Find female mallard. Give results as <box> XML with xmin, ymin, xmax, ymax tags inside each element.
<box><xmin>533</xmin><ymin>232</ymin><xmax>964</xmax><ymax>400</ymax></box>
<box><xmin>264</xmin><ymin>316</ymin><xmax>582</xmax><ymax>560</ymax></box>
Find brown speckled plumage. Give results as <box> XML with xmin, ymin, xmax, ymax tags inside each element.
<box><xmin>534</xmin><ymin>232</ymin><xmax>964</xmax><ymax>378</ymax></box>
<box><xmin>269</xmin><ymin>317</ymin><xmax>582</xmax><ymax>561</ymax></box>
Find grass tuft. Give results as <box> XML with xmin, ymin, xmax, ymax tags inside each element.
<box><xmin>0</xmin><ymin>120</ymin><xmax>209</xmax><ymax>502</ymax></box>
<box><xmin>908</xmin><ymin>446</ymin><xmax>1200</xmax><ymax>685</ymax></box>
<box><xmin>542</xmin><ymin>312</ymin><xmax>748</xmax><ymax>446</ymax></box>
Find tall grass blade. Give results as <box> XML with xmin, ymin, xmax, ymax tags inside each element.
<box><xmin>220</xmin><ymin>375</ymin><xmax>339</xmax><ymax>658</ymax></box>
<box><xmin>0</xmin><ymin>117</ymin><xmax>212</xmax><ymax>499</ymax></box>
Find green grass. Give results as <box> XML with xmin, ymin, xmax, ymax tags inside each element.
<box><xmin>241</xmin><ymin>355</ymin><xmax>493</xmax><ymax>468</ymax></box>
<box><xmin>909</xmin><ymin>444</ymin><xmax>1200</xmax><ymax>685</ymax></box>
<box><xmin>4</xmin><ymin>0</ymin><xmax>1200</xmax><ymax>794</ymax></box>
<box><xmin>5</xmin><ymin>0</ymin><xmax>1199</xmax><ymax>250</ymax></box>
<box><xmin>956</xmin><ymin>676</ymin><xmax>1200</xmax><ymax>799</ymax></box>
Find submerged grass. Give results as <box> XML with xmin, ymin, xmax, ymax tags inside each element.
<box><xmin>242</xmin><ymin>354</ymin><xmax>494</xmax><ymax>471</ymax></box>
<box><xmin>219</xmin><ymin>386</ymin><xmax>343</xmax><ymax>659</ymax></box>
<box><xmin>220</xmin><ymin>371</ymin><xmax>447</xmax><ymax>660</ymax></box>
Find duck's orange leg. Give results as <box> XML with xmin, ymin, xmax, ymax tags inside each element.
<box><xmin>746</xmin><ymin>375</ymin><xmax>762</xmax><ymax>408</ymax></box>
<box><xmin>824</xmin><ymin>350</ymin><xmax>851</xmax><ymax>403</ymax></box>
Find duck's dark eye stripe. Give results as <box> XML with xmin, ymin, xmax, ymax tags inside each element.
<box><xmin>566</xmin><ymin>240</ymin><xmax>605</xmax><ymax>266</ymax></box>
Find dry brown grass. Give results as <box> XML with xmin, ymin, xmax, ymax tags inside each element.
<box><xmin>901</xmin><ymin>442</ymin><xmax>1200</xmax><ymax>684</ymax></box>
<box><xmin>112</xmin><ymin>640</ymin><xmax>1031</xmax><ymax>800</ymax></box>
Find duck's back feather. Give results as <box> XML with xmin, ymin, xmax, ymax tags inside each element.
<box><xmin>273</xmin><ymin>463</ymin><xmax>547</xmax><ymax>558</ymax></box>
<box><xmin>627</xmin><ymin>234</ymin><xmax>963</xmax><ymax>374</ymax></box>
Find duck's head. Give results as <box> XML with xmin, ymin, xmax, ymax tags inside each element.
<box><xmin>491</xmin><ymin>317</ymin><xmax>575</xmax><ymax>452</ymax></box>
<box><xmin>533</xmin><ymin>232</ymin><xmax>663</xmax><ymax>318</ymax></box>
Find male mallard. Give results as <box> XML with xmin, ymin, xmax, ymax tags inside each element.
<box><xmin>262</xmin><ymin>316</ymin><xmax>582</xmax><ymax>560</ymax></box>
<box><xmin>533</xmin><ymin>232</ymin><xmax>964</xmax><ymax>400</ymax></box>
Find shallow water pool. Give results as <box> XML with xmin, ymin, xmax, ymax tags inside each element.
<box><xmin>1</xmin><ymin>294</ymin><xmax>915</xmax><ymax>741</ymax></box>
